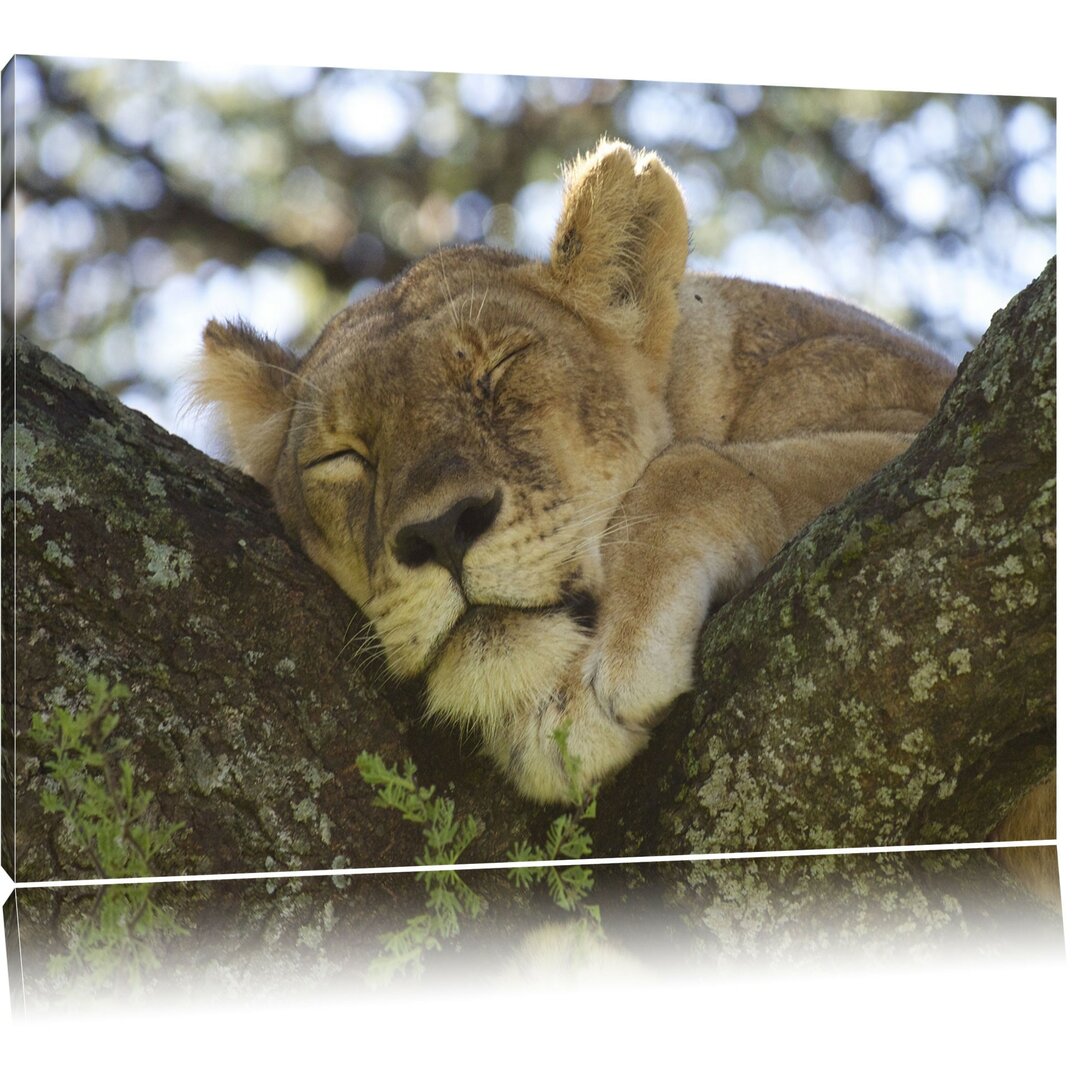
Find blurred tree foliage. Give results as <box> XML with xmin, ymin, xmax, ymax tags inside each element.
<box><xmin>4</xmin><ymin>57</ymin><xmax>1055</xmax><ymax>445</ymax></box>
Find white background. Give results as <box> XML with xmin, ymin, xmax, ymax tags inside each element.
<box><xmin>2</xmin><ymin>2</ymin><xmax>1075</xmax><ymax>1073</ymax></box>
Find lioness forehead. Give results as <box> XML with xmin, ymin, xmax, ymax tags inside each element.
<box><xmin>300</xmin><ymin>245</ymin><xmax>537</xmax><ymax>380</ymax></box>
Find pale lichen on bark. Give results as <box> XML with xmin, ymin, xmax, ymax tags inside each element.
<box><xmin>4</xmin><ymin>335</ymin><xmax>454</xmax><ymax>881</ymax></box>
<box><xmin>3</xmin><ymin>259</ymin><xmax>1056</xmax><ymax>889</ymax></box>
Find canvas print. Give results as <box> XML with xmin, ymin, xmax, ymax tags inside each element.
<box><xmin>1</xmin><ymin>56</ymin><xmax>1058</xmax><ymax>1002</ymax></box>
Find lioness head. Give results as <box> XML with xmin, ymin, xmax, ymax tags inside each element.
<box><xmin>195</xmin><ymin>141</ymin><xmax>688</xmax><ymax>787</ymax></box>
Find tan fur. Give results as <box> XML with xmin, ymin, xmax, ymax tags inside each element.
<box><xmin>195</xmin><ymin>140</ymin><xmax>977</xmax><ymax>808</ymax></box>
<box><xmin>192</xmin><ymin>320</ymin><xmax>298</xmax><ymax>486</ymax></box>
<box><xmin>988</xmin><ymin>778</ymin><xmax>1059</xmax><ymax>908</ymax></box>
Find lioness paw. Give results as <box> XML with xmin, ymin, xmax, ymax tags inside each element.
<box><xmin>494</xmin><ymin>670</ymin><xmax>650</xmax><ymax>804</ymax></box>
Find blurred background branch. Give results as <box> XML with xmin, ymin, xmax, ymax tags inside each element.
<box><xmin>5</xmin><ymin>56</ymin><xmax>1055</xmax><ymax>453</ymax></box>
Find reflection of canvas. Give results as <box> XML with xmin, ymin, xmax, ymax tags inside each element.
<box><xmin>5</xmin><ymin>851</ymin><xmax>1064</xmax><ymax>1011</ymax></box>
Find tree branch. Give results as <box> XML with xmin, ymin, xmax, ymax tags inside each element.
<box><xmin>2</xmin><ymin>258</ymin><xmax>1055</xmax><ymax>885</ymax></box>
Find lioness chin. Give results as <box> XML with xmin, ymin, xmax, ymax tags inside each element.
<box><xmin>195</xmin><ymin>139</ymin><xmax>956</xmax><ymax>804</ymax></box>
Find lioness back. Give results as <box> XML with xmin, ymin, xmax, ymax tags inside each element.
<box><xmin>669</xmin><ymin>273</ymin><xmax>953</xmax><ymax>446</ymax></box>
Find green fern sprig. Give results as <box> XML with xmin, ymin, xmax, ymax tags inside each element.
<box><xmin>28</xmin><ymin>676</ymin><xmax>187</xmax><ymax>988</ymax></box>
<box><xmin>504</xmin><ymin>717</ymin><xmax>601</xmax><ymax>918</ymax></box>
<box><xmin>356</xmin><ymin>752</ymin><xmax>486</xmax><ymax>979</ymax></box>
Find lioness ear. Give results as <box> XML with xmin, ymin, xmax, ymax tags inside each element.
<box><xmin>548</xmin><ymin>140</ymin><xmax>689</xmax><ymax>363</ymax></box>
<box><xmin>192</xmin><ymin>319</ymin><xmax>297</xmax><ymax>486</ymax></box>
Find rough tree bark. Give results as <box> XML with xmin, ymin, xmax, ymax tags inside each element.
<box><xmin>2</xmin><ymin>260</ymin><xmax>1056</xmax><ymax>895</ymax></box>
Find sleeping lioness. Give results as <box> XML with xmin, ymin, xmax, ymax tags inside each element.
<box><xmin>195</xmin><ymin>140</ymin><xmax>956</xmax><ymax>803</ymax></box>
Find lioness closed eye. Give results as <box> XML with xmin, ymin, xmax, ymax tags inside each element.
<box><xmin>196</xmin><ymin>140</ymin><xmax>954</xmax><ymax>803</ymax></box>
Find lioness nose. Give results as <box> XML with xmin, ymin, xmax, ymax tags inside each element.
<box><xmin>393</xmin><ymin>491</ymin><xmax>503</xmax><ymax>580</ymax></box>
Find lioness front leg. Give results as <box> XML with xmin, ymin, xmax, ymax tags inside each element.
<box><xmin>586</xmin><ymin>432</ymin><xmax>914</xmax><ymax>730</ymax></box>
